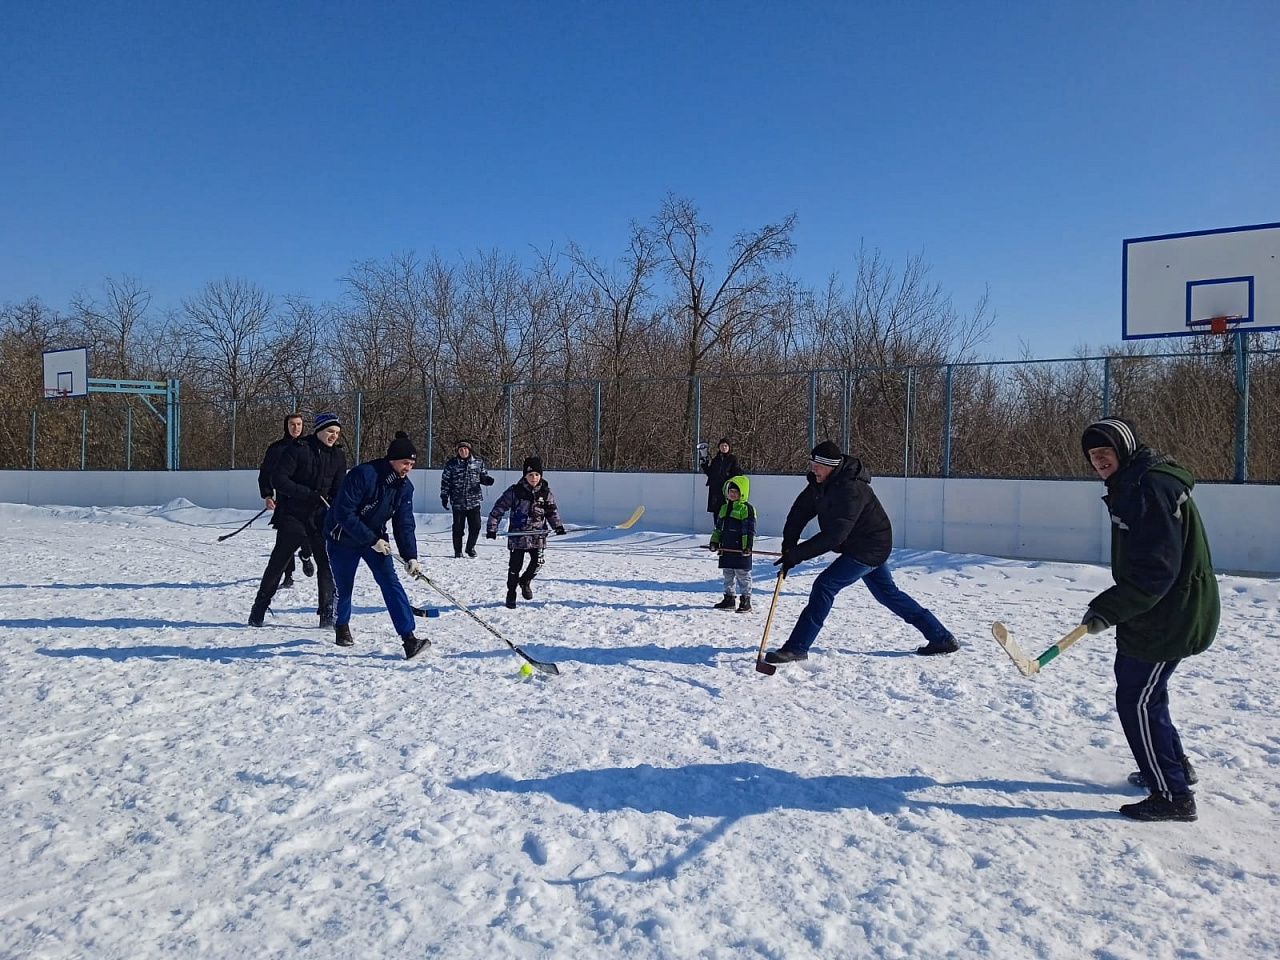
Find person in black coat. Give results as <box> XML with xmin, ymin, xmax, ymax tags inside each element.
<box><xmin>248</xmin><ymin>412</ymin><xmax>347</xmax><ymax>628</ymax></box>
<box><xmin>701</xmin><ymin>438</ymin><xmax>740</xmax><ymax>516</ymax></box>
<box><xmin>764</xmin><ymin>441</ymin><xmax>958</xmax><ymax>664</ymax></box>
<box><xmin>256</xmin><ymin>412</ymin><xmax>312</xmax><ymax>588</ymax></box>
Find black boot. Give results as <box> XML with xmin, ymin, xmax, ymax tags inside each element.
<box><xmin>714</xmin><ymin>592</ymin><xmax>736</xmax><ymax>610</ymax></box>
<box><xmin>519</xmin><ymin>575</ymin><xmax>534</xmax><ymax>600</ymax></box>
<box><xmin>301</xmin><ymin>555</ymin><xmax>315</xmax><ymax>577</ymax></box>
<box><xmin>248</xmin><ymin>596</ymin><xmax>270</xmax><ymax>627</ymax></box>
<box><xmin>402</xmin><ymin>633</ymin><xmax>431</xmax><ymax>659</ymax></box>
<box><xmin>1119</xmin><ymin>792</ymin><xmax>1197</xmax><ymax>822</ymax></box>
<box><xmin>737</xmin><ymin>595</ymin><xmax>752</xmax><ymax>613</ymax></box>
<box><xmin>916</xmin><ymin>635</ymin><xmax>960</xmax><ymax>656</ymax></box>
<box><xmin>506</xmin><ymin>574</ymin><xmax>519</xmax><ymax>609</ymax></box>
<box><xmin>281</xmin><ymin>573</ymin><xmax>295</xmax><ymax>589</ymax></box>
<box><xmin>334</xmin><ymin>623</ymin><xmax>354</xmax><ymax>647</ymax></box>
<box><xmin>764</xmin><ymin>647</ymin><xmax>808</xmax><ymax>664</ymax></box>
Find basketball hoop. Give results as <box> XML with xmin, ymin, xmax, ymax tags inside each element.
<box><xmin>1187</xmin><ymin>314</ymin><xmax>1243</xmax><ymax>336</ymax></box>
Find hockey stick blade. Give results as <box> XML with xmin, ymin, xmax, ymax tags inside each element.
<box><xmin>991</xmin><ymin>621</ymin><xmax>1039</xmax><ymax>677</ymax></box>
<box><xmin>412</xmin><ymin>606</ymin><xmax>440</xmax><ymax>618</ymax></box>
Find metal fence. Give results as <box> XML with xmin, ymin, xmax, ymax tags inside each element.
<box><xmin>4</xmin><ymin>346</ymin><xmax>1277</xmax><ymax>483</ymax></box>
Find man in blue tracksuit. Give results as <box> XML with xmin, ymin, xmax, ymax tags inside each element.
<box><xmin>325</xmin><ymin>431</ymin><xmax>428</xmax><ymax>659</ymax></box>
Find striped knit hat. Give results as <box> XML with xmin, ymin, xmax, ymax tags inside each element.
<box><xmin>810</xmin><ymin>441</ymin><xmax>843</xmax><ymax>467</ymax></box>
<box><xmin>1080</xmin><ymin>418</ymin><xmax>1138</xmax><ymax>464</ymax></box>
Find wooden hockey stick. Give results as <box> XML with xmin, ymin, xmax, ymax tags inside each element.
<box><xmin>754</xmin><ymin>572</ymin><xmax>786</xmax><ymax>676</ymax></box>
<box><xmin>991</xmin><ymin>622</ymin><xmax>1089</xmax><ymax>677</ymax></box>
<box><xmin>699</xmin><ymin>544</ymin><xmax>783</xmax><ymax>558</ymax></box>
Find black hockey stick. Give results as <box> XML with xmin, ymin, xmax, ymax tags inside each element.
<box><xmin>217</xmin><ymin>506</ymin><xmax>269</xmax><ymax>542</ymax></box>
<box><xmin>398</xmin><ymin>559</ymin><xmax>559</xmax><ymax>675</ymax></box>
<box><xmin>412</xmin><ymin>605</ymin><xmax>440</xmax><ymax>619</ymax></box>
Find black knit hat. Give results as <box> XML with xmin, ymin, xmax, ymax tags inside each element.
<box><xmin>522</xmin><ymin>456</ymin><xmax>544</xmax><ymax>476</ymax></box>
<box><xmin>386</xmin><ymin>431</ymin><xmax>418</xmax><ymax>461</ymax></box>
<box><xmin>718</xmin><ymin>437</ymin><xmax>731</xmax><ymax>447</ymax></box>
<box><xmin>1080</xmin><ymin>418</ymin><xmax>1138</xmax><ymax>464</ymax></box>
<box><xmin>314</xmin><ymin>412</ymin><xmax>342</xmax><ymax>432</ymax></box>
<box><xmin>810</xmin><ymin>441</ymin><xmax>842</xmax><ymax>467</ymax></box>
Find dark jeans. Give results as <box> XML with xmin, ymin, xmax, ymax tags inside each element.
<box><xmin>452</xmin><ymin>506</ymin><xmax>482</xmax><ymax>555</ymax></box>
<box><xmin>1115</xmin><ymin>653</ymin><xmax>1190</xmax><ymax>799</ymax></box>
<box><xmin>254</xmin><ymin>527</ymin><xmax>333</xmax><ymax>618</ymax></box>
<box><xmin>507</xmin><ymin>548</ymin><xmax>544</xmax><ymax>587</ymax></box>
<box><xmin>327</xmin><ymin>537</ymin><xmax>415</xmax><ymax>637</ymax></box>
<box><xmin>784</xmin><ymin>554</ymin><xmax>952</xmax><ymax>654</ymax></box>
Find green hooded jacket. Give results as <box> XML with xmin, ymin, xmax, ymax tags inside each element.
<box><xmin>1089</xmin><ymin>452</ymin><xmax>1219</xmax><ymax>662</ymax></box>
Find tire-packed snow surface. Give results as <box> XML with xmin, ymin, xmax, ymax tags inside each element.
<box><xmin>2</xmin><ymin>501</ymin><xmax>1278</xmax><ymax>959</ymax></box>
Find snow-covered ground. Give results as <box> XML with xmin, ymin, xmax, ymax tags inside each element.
<box><xmin>2</xmin><ymin>499</ymin><xmax>1278</xmax><ymax>959</ymax></box>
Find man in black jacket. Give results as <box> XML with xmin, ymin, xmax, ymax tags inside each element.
<box><xmin>256</xmin><ymin>412</ymin><xmax>313</xmax><ymax>588</ymax></box>
<box><xmin>248</xmin><ymin>412</ymin><xmax>347</xmax><ymax>628</ymax></box>
<box><xmin>764</xmin><ymin>441</ymin><xmax>958</xmax><ymax>664</ymax></box>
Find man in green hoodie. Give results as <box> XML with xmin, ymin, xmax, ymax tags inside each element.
<box><xmin>1080</xmin><ymin>418</ymin><xmax>1219</xmax><ymax>823</ymax></box>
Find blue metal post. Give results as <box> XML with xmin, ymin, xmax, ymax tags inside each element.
<box><xmin>1102</xmin><ymin>358</ymin><xmax>1112</xmax><ymax>418</ymax></box>
<box><xmin>942</xmin><ymin>364</ymin><xmax>954</xmax><ymax>478</ymax></box>
<box><xmin>693</xmin><ymin>375</ymin><xmax>701</xmax><ymax>469</ymax></box>
<box><xmin>126</xmin><ymin>407</ymin><xmax>132</xmax><ymax>470</ymax></box>
<box><xmin>230</xmin><ymin>399</ymin><xmax>237</xmax><ymax>469</ymax></box>
<box><xmin>1234</xmin><ymin>330</ymin><xmax>1249</xmax><ymax>482</ymax></box>
<box><xmin>504</xmin><ymin>383</ymin><xmax>513</xmax><ymax>469</ymax></box>
<box><xmin>30</xmin><ymin>410</ymin><xmax>36</xmax><ymax>469</ymax></box>
<box><xmin>426</xmin><ymin>387</ymin><xmax>434</xmax><ymax>468</ymax></box>
<box><xmin>81</xmin><ymin>407</ymin><xmax>87</xmax><ymax>470</ymax></box>
<box><xmin>354</xmin><ymin>391</ymin><xmax>363</xmax><ymax>462</ymax></box>
<box><xmin>903</xmin><ymin>367</ymin><xmax>913</xmax><ymax>477</ymax></box>
<box><xmin>807</xmin><ymin>371</ymin><xmax>817</xmax><ymax>450</ymax></box>
<box><xmin>593</xmin><ymin>380</ymin><xmax>602</xmax><ymax>471</ymax></box>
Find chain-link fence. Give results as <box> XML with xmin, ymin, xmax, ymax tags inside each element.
<box><xmin>6</xmin><ymin>347</ymin><xmax>1278</xmax><ymax>483</ymax></box>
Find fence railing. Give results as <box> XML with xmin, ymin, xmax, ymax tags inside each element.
<box><xmin>4</xmin><ymin>345</ymin><xmax>1277</xmax><ymax>483</ymax></box>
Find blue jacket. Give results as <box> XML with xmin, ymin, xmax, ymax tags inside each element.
<box><xmin>325</xmin><ymin>458</ymin><xmax>418</xmax><ymax>561</ymax></box>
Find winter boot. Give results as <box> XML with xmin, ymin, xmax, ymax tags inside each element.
<box><xmin>1119</xmin><ymin>792</ymin><xmax>1197</xmax><ymax>822</ymax></box>
<box><xmin>916</xmin><ymin>635</ymin><xmax>960</xmax><ymax>656</ymax></box>
<box><xmin>318</xmin><ymin>601</ymin><xmax>335</xmax><ymax>629</ymax></box>
<box><xmin>247</xmin><ymin>596</ymin><xmax>270</xmax><ymax>628</ymax></box>
<box><xmin>466</xmin><ymin>547</ymin><xmax>478</xmax><ymax>558</ymax></box>
<box><xmin>714</xmin><ymin>592</ymin><xmax>737</xmax><ymax>610</ymax></box>
<box><xmin>1128</xmin><ymin>755</ymin><xmax>1199</xmax><ymax>789</ymax></box>
<box><xmin>506</xmin><ymin>574</ymin><xmax>519</xmax><ymax>609</ymax></box>
<box><xmin>281</xmin><ymin>573</ymin><xmax>295</xmax><ymax>589</ymax></box>
<box><xmin>736</xmin><ymin>595</ymin><xmax>753</xmax><ymax>613</ymax></box>
<box><xmin>764</xmin><ymin>647</ymin><xmax>808</xmax><ymax>664</ymax></box>
<box><xmin>334</xmin><ymin>623</ymin><xmax>354</xmax><ymax>647</ymax></box>
<box><xmin>519</xmin><ymin>575</ymin><xmax>534</xmax><ymax>600</ymax></box>
<box><xmin>402</xmin><ymin>632</ymin><xmax>431</xmax><ymax>660</ymax></box>
<box><xmin>301</xmin><ymin>555</ymin><xmax>315</xmax><ymax>577</ymax></box>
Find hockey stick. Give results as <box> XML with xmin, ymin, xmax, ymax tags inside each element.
<box><xmin>412</xmin><ymin>605</ymin><xmax>440</xmax><ymax>619</ymax></box>
<box><xmin>398</xmin><ymin>558</ymin><xmax>559</xmax><ymax>675</ymax></box>
<box><xmin>499</xmin><ymin>505</ymin><xmax>645</xmax><ymax>536</ymax></box>
<box><xmin>754</xmin><ymin>572</ymin><xmax>786</xmax><ymax>676</ymax></box>
<box><xmin>991</xmin><ymin>622</ymin><xmax>1089</xmax><ymax>677</ymax></box>
<box><xmin>699</xmin><ymin>544</ymin><xmax>782</xmax><ymax>558</ymax></box>
<box><xmin>217</xmin><ymin>506</ymin><xmax>269</xmax><ymax>542</ymax></box>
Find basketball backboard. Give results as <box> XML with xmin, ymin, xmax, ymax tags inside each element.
<box><xmin>1122</xmin><ymin>221</ymin><xmax>1280</xmax><ymax>339</ymax></box>
<box><xmin>42</xmin><ymin>346</ymin><xmax>89</xmax><ymax>398</ymax></box>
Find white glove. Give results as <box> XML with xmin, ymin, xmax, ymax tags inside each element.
<box><xmin>406</xmin><ymin>559</ymin><xmax>421</xmax><ymax>577</ymax></box>
<box><xmin>372</xmin><ymin>539</ymin><xmax>392</xmax><ymax>555</ymax></box>
<box><xmin>1081</xmin><ymin>609</ymin><xmax>1111</xmax><ymax>634</ymax></box>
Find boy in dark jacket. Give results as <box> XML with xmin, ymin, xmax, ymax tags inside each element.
<box><xmin>440</xmin><ymin>439</ymin><xmax>495</xmax><ymax>558</ymax></box>
<box><xmin>256</xmin><ymin>412</ymin><xmax>312</xmax><ymax>587</ymax></box>
<box><xmin>710</xmin><ymin>474</ymin><xmax>757</xmax><ymax>613</ymax></box>
<box><xmin>764</xmin><ymin>441</ymin><xmax>957</xmax><ymax>664</ymax></box>
<box><xmin>249</xmin><ymin>412</ymin><xmax>346</xmax><ymax>628</ymax></box>
<box><xmin>485</xmin><ymin>456</ymin><xmax>565</xmax><ymax>609</ymax></box>
<box><xmin>325</xmin><ymin>431</ymin><xmax>428</xmax><ymax>659</ymax></box>
<box><xmin>1079</xmin><ymin>418</ymin><xmax>1219</xmax><ymax>822</ymax></box>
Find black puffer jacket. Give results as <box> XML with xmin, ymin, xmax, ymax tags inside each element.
<box><xmin>702</xmin><ymin>451</ymin><xmax>741</xmax><ymax>514</ymax></box>
<box><xmin>781</xmin><ymin>456</ymin><xmax>892</xmax><ymax>566</ymax></box>
<box><xmin>258</xmin><ymin>432</ymin><xmax>301</xmax><ymax>500</ymax></box>
<box><xmin>271</xmin><ymin>436</ymin><xmax>347</xmax><ymax>535</ymax></box>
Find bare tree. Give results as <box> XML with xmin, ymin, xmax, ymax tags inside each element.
<box><xmin>175</xmin><ymin>278</ymin><xmax>278</xmax><ymax>399</ymax></box>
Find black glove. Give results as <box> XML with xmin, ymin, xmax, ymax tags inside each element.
<box><xmin>486</xmin><ymin>530</ymin><xmax>497</xmax><ymax>540</ymax></box>
<box><xmin>708</xmin><ymin>541</ymin><xmax>720</xmax><ymax>553</ymax></box>
<box><xmin>1081</xmin><ymin>609</ymin><xmax>1111</xmax><ymax>634</ymax></box>
<box><xmin>554</xmin><ymin>526</ymin><xmax>566</xmax><ymax>536</ymax></box>
<box><xmin>441</xmin><ymin>497</ymin><xmax>449</xmax><ymax>510</ymax></box>
<box><xmin>481</xmin><ymin>475</ymin><xmax>495</xmax><ymax>486</ymax></box>
<box><xmin>772</xmin><ymin>547</ymin><xmax>799</xmax><ymax>578</ymax></box>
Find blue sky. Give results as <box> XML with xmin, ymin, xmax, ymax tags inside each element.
<box><xmin>2</xmin><ymin>0</ymin><xmax>1276</xmax><ymax>359</ymax></box>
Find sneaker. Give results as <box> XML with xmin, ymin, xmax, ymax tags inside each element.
<box><xmin>1128</xmin><ymin>755</ymin><xmax>1199</xmax><ymax>789</ymax></box>
<box><xmin>736</xmin><ymin>595</ymin><xmax>753</xmax><ymax>613</ymax></box>
<box><xmin>505</xmin><ymin>588</ymin><xmax>517</xmax><ymax>609</ymax></box>
<box><xmin>334</xmin><ymin>623</ymin><xmax>354</xmax><ymax>647</ymax></box>
<box><xmin>466</xmin><ymin>548</ymin><xmax>477</xmax><ymax>558</ymax></box>
<box><xmin>764</xmin><ymin>648</ymin><xmax>808</xmax><ymax>664</ymax></box>
<box><xmin>520</xmin><ymin>580</ymin><xmax>534</xmax><ymax>600</ymax></box>
<box><xmin>301</xmin><ymin>556</ymin><xmax>315</xmax><ymax>577</ymax></box>
<box><xmin>281</xmin><ymin>574</ymin><xmax>295</xmax><ymax>589</ymax></box>
<box><xmin>916</xmin><ymin>635</ymin><xmax>960</xmax><ymax>656</ymax></box>
<box><xmin>1119</xmin><ymin>792</ymin><xmax>1197</xmax><ymax>822</ymax></box>
<box><xmin>714</xmin><ymin>593</ymin><xmax>737</xmax><ymax>610</ymax></box>
<box><xmin>402</xmin><ymin>633</ymin><xmax>431</xmax><ymax>659</ymax></box>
